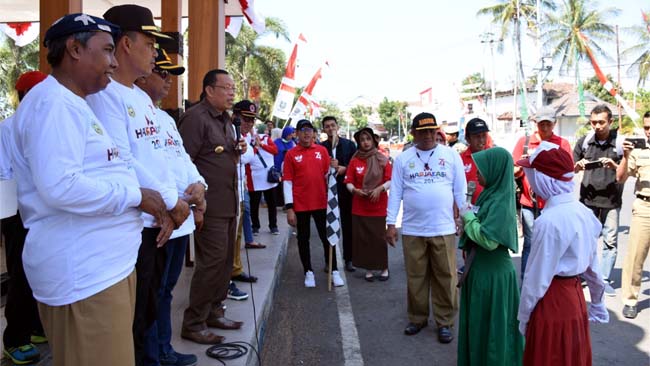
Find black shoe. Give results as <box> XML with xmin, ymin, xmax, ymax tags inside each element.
<box><xmin>622</xmin><ymin>305</ymin><xmax>638</xmax><ymax>319</ymax></box>
<box><xmin>404</xmin><ymin>322</ymin><xmax>427</xmax><ymax>335</ymax></box>
<box><xmin>232</xmin><ymin>273</ymin><xmax>258</xmax><ymax>283</ymax></box>
<box><xmin>345</xmin><ymin>261</ymin><xmax>356</xmax><ymax>272</ymax></box>
<box><xmin>438</xmin><ymin>326</ymin><xmax>453</xmax><ymax>343</ymax></box>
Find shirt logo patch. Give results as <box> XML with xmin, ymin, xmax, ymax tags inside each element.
<box><xmin>356</xmin><ymin>166</ymin><xmax>365</xmax><ymax>174</ymax></box>
<box><xmin>409</xmin><ymin>162</ymin><xmax>415</xmax><ymax>169</ymax></box>
<box><xmin>439</xmin><ymin>158</ymin><xmax>446</xmax><ymax>166</ymax></box>
<box><xmin>295</xmin><ymin>154</ymin><xmax>303</xmax><ymax>163</ymax></box>
<box><xmin>92</xmin><ymin>122</ymin><xmax>103</xmax><ymax>135</ymax></box>
<box><xmin>127</xmin><ymin>106</ymin><xmax>136</xmax><ymax>118</ymax></box>
<box><xmin>315</xmin><ymin>151</ymin><xmax>322</xmax><ymax>160</ymax></box>
<box><xmin>464</xmin><ymin>163</ymin><xmax>472</xmax><ymax>173</ymax></box>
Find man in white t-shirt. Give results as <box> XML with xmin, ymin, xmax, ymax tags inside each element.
<box><xmin>86</xmin><ymin>5</ymin><xmax>189</xmax><ymax>366</ymax></box>
<box><xmin>386</xmin><ymin>112</ymin><xmax>466</xmax><ymax>344</ymax></box>
<box><xmin>5</xmin><ymin>13</ymin><xmax>169</xmax><ymax>366</ymax></box>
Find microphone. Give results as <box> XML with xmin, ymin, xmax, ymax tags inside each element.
<box><xmin>466</xmin><ymin>181</ymin><xmax>477</xmax><ymax>205</ymax></box>
<box><xmin>232</xmin><ymin>116</ymin><xmax>242</xmax><ymax>142</ymax></box>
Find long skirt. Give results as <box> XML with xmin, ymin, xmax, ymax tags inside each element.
<box><xmin>524</xmin><ymin>276</ymin><xmax>592</xmax><ymax>366</ymax></box>
<box><xmin>351</xmin><ymin>215</ymin><xmax>387</xmax><ymax>270</ymax></box>
<box><xmin>458</xmin><ymin>245</ymin><xmax>524</xmax><ymax>366</ymax></box>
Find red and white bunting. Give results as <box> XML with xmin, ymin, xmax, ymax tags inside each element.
<box><xmin>420</xmin><ymin>87</ymin><xmax>432</xmax><ymax>106</ymax></box>
<box><xmin>272</xmin><ymin>33</ymin><xmax>307</xmax><ymax>120</ymax></box>
<box><xmin>289</xmin><ymin>63</ymin><xmax>327</xmax><ymax>124</ymax></box>
<box><xmin>239</xmin><ymin>0</ymin><xmax>265</xmax><ymax>34</ymax></box>
<box><xmin>0</xmin><ymin>22</ymin><xmax>39</xmax><ymax>47</ymax></box>
<box><xmin>225</xmin><ymin>16</ymin><xmax>244</xmax><ymax>38</ymax></box>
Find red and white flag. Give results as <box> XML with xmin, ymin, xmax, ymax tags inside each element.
<box><xmin>289</xmin><ymin>62</ymin><xmax>328</xmax><ymax>124</ymax></box>
<box><xmin>0</xmin><ymin>22</ymin><xmax>39</xmax><ymax>47</ymax></box>
<box><xmin>271</xmin><ymin>33</ymin><xmax>307</xmax><ymax>120</ymax></box>
<box><xmin>225</xmin><ymin>16</ymin><xmax>244</xmax><ymax>38</ymax></box>
<box><xmin>239</xmin><ymin>0</ymin><xmax>265</xmax><ymax>34</ymax></box>
<box><xmin>420</xmin><ymin>87</ymin><xmax>433</xmax><ymax>106</ymax></box>
<box><xmin>580</xmin><ymin>33</ymin><xmax>640</xmax><ymax>120</ymax></box>
<box><xmin>310</xmin><ymin>100</ymin><xmax>322</xmax><ymax>119</ymax></box>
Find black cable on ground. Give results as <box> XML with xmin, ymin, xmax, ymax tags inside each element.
<box><xmin>205</xmin><ymin>340</ymin><xmax>261</xmax><ymax>366</ymax></box>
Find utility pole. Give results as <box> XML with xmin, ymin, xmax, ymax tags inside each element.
<box><xmin>535</xmin><ymin>0</ymin><xmax>543</xmax><ymax>110</ymax></box>
<box><xmin>481</xmin><ymin>32</ymin><xmax>501</xmax><ymax>133</ymax></box>
<box><xmin>616</xmin><ymin>25</ymin><xmax>622</xmax><ymax>126</ymax></box>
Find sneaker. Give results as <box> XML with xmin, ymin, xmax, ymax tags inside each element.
<box><xmin>622</xmin><ymin>305</ymin><xmax>638</xmax><ymax>319</ymax></box>
<box><xmin>227</xmin><ymin>281</ymin><xmax>249</xmax><ymax>301</ymax></box>
<box><xmin>3</xmin><ymin>344</ymin><xmax>40</xmax><ymax>364</ymax></box>
<box><xmin>604</xmin><ymin>284</ymin><xmax>616</xmax><ymax>297</ymax></box>
<box><xmin>331</xmin><ymin>270</ymin><xmax>345</xmax><ymax>287</ymax></box>
<box><xmin>252</xmin><ymin>228</ymin><xmax>259</xmax><ymax>236</ymax></box>
<box><xmin>271</xmin><ymin>227</ymin><xmax>280</xmax><ymax>235</ymax></box>
<box><xmin>304</xmin><ymin>270</ymin><xmax>316</xmax><ymax>288</ymax></box>
<box><xmin>30</xmin><ymin>333</ymin><xmax>47</xmax><ymax>344</ymax></box>
<box><xmin>160</xmin><ymin>350</ymin><xmax>198</xmax><ymax>366</ymax></box>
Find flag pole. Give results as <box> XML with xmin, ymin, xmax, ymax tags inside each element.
<box><xmin>328</xmin><ymin>246</ymin><xmax>333</xmax><ymax>291</ymax></box>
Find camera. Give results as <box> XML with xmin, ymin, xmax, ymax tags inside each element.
<box><xmin>584</xmin><ymin>160</ymin><xmax>604</xmax><ymax>170</ymax></box>
<box><xmin>625</xmin><ymin>137</ymin><xmax>647</xmax><ymax>150</ymax></box>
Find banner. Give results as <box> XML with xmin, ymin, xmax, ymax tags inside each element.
<box><xmin>288</xmin><ymin>63</ymin><xmax>326</xmax><ymax>124</ymax></box>
<box><xmin>225</xmin><ymin>16</ymin><xmax>244</xmax><ymax>38</ymax></box>
<box><xmin>239</xmin><ymin>0</ymin><xmax>265</xmax><ymax>34</ymax></box>
<box><xmin>271</xmin><ymin>33</ymin><xmax>307</xmax><ymax>120</ymax></box>
<box><xmin>0</xmin><ymin>22</ymin><xmax>39</xmax><ymax>47</ymax></box>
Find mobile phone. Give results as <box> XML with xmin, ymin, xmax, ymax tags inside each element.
<box><xmin>625</xmin><ymin>137</ymin><xmax>647</xmax><ymax>149</ymax></box>
<box><xmin>584</xmin><ymin>160</ymin><xmax>604</xmax><ymax>170</ymax></box>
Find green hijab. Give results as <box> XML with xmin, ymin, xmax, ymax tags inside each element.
<box><xmin>462</xmin><ymin>147</ymin><xmax>518</xmax><ymax>252</ymax></box>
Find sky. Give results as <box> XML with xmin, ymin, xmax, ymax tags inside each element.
<box><xmin>254</xmin><ymin>0</ymin><xmax>646</xmax><ymax>109</ymax></box>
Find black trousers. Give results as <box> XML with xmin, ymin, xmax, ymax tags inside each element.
<box><xmin>250</xmin><ymin>188</ymin><xmax>278</xmax><ymax>230</ymax></box>
<box><xmin>133</xmin><ymin>228</ymin><xmax>166</xmax><ymax>366</ymax></box>
<box><xmin>296</xmin><ymin>209</ymin><xmax>338</xmax><ymax>273</ymax></box>
<box><xmin>337</xmin><ymin>185</ymin><xmax>353</xmax><ymax>263</ymax></box>
<box><xmin>1</xmin><ymin>213</ymin><xmax>43</xmax><ymax>348</ymax></box>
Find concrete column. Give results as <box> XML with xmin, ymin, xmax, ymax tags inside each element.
<box><xmin>188</xmin><ymin>0</ymin><xmax>225</xmax><ymax>103</ymax></box>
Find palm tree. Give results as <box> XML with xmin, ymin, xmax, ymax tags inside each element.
<box><xmin>226</xmin><ymin>17</ymin><xmax>290</xmax><ymax>120</ymax></box>
<box><xmin>0</xmin><ymin>34</ymin><xmax>39</xmax><ymax>118</ymax></box>
<box><xmin>622</xmin><ymin>10</ymin><xmax>650</xmax><ymax>87</ymax></box>
<box><xmin>543</xmin><ymin>0</ymin><xmax>619</xmax><ymax>76</ymax></box>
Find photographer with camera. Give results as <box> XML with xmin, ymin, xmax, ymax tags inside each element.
<box><xmin>616</xmin><ymin>111</ymin><xmax>650</xmax><ymax>319</ymax></box>
<box><xmin>573</xmin><ymin>104</ymin><xmax>624</xmax><ymax>297</ymax></box>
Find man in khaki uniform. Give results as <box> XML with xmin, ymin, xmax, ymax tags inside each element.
<box><xmin>617</xmin><ymin>111</ymin><xmax>650</xmax><ymax>319</ymax></box>
<box><xmin>179</xmin><ymin>69</ymin><xmax>247</xmax><ymax>344</ymax></box>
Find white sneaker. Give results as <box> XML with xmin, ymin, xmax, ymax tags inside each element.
<box><xmin>332</xmin><ymin>270</ymin><xmax>345</xmax><ymax>287</ymax></box>
<box><xmin>304</xmin><ymin>271</ymin><xmax>316</xmax><ymax>288</ymax></box>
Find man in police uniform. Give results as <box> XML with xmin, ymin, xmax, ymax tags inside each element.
<box><xmin>616</xmin><ymin>111</ymin><xmax>650</xmax><ymax>319</ymax></box>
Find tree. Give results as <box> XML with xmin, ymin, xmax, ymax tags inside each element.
<box><xmin>622</xmin><ymin>10</ymin><xmax>650</xmax><ymax>87</ymax></box>
<box><xmin>543</xmin><ymin>0</ymin><xmax>619</xmax><ymax>76</ymax></box>
<box><xmin>225</xmin><ymin>17</ymin><xmax>290</xmax><ymax>121</ymax></box>
<box><xmin>0</xmin><ymin>34</ymin><xmax>39</xmax><ymax>118</ymax></box>
<box><xmin>377</xmin><ymin>98</ymin><xmax>408</xmax><ymax>137</ymax></box>
<box><xmin>460</xmin><ymin>72</ymin><xmax>486</xmax><ymax>100</ymax></box>
<box><xmin>582</xmin><ymin>74</ymin><xmax>623</xmax><ymax>105</ymax></box>
<box><xmin>349</xmin><ymin>104</ymin><xmax>372</xmax><ymax>130</ymax></box>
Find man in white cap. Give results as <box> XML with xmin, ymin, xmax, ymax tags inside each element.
<box><xmin>444</xmin><ymin>124</ymin><xmax>466</xmax><ymax>153</ymax></box>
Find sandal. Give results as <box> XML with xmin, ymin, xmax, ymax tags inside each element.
<box><xmin>365</xmin><ymin>273</ymin><xmax>375</xmax><ymax>282</ymax></box>
<box><xmin>378</xmin><ymin>270</ymin><xmax>389</xmax><ymax>281</ymax></box>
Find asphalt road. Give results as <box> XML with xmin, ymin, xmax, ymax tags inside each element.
<box><xmin>260</xmin><ymin>178</ymin><xmax>650</xmax><ymax>366</ymax></box>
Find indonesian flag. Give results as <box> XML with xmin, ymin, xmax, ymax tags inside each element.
<box><xmin>0</xmin><ymin>22</ymin><xmax>39</xmax><ymax>47</ymax></box>
<box><xmin>271</xmin><ymin>33</ymin><xmax>307</xmax><ymax>120</ymax></box>
<box><xmin>288</xmin><ymin>62</ymin><xmax>327</xmax><ymax>124</ymax></box>
<box><xmin>420</xmin><ymin>87</ymin><xmax>432</xmax><ymax>105</ymax></box>
<box><xmin>225</xmin><ymin>16</ymin><xmax>244</xmax><ymax>38</ymax></box>
<box><xmin>239</xmin><ymin>0</ymin><xmax>265</xmax><ymax>34</ymax></box>
<box><xmin>310</xmin><ymin>100</ymin><xmax>322</xmax><ymax>119</ymax></box>
<box><xmin>579</xmin><ymin>33</ymin><xmax>640</xmax><ymax>120</ymax></box>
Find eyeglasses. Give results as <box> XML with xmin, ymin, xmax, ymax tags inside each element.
<box><xmin>299</xmin><ymin>127</ymin><xmax>314</xmax><ymax>133</ymax></box>
<box><xmin>152</xmin><ymin>69</ymin><xmax>169</xmax><ymax>80</ymax></box>
<box><xmin>211</xmin><ymin>84</ymin><xmax>236</xmax><ymax>92</ymax></box>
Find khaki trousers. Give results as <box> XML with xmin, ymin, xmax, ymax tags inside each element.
<box><xmin>182</xmin><ymin>216</ymin><xmax>236</xmax><ymax>331</ymax></box>
<box><xmin>402</xmin><ymin>234</ymin><xmax>458</xmax><ymax>327</ymax></box>
<box><xmin>622</xmin><ymin>198</ymin><xmax>650</xmax><ymax>306</ymax></box>
<box><xmin>38</xmin><ymin>271</ymin><xmax>137</xmax><ymax>366</ymax></box>
<box><xmin>232</xmin><ymin>202</ymin><xmax>244</xmax><ymax>277</ymax></box>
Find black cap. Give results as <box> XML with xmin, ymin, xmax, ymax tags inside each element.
<box><xmin>465</xmin><ymin>118</ymin><xmax>490</xmax><ymax>136</ymax></box>
<box><xmin>155</xmin><ymin>48</ymin><xmax>184</xmax><ymax>75</ymax></box>
<box><xmin>103</xmin><ymin>5</ymin><xmax>171</xmax><ymax>40</ymax></box>
<box><xmin>296</xmin><ymin>119</ymin><xmax>314</xmax><ymax>130</ymax></box>
<box><xmin>44</xmin><ymin>13</ymin><xmax>120</xmax><ymax>47</ymax></box>
<box><xmin>233</xmin><ymin>100</ymin><xmax>258</xmax><ymax>118</ymax></box>
<box><xmin>411</xmin><ymin>112</ymin><xmax>439</xmax><ymax>130</ymax></box>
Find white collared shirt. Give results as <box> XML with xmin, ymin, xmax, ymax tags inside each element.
<box><xmin>7</xmin><ymin>76</ymin><xmax>143</xmax><ymax>306</ymax></box>
<box><xmin>518</xmin><ymin>192</ymin><xmax>605</xmax><ymax>329</ymax></box>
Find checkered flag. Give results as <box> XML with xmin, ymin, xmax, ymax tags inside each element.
<box><xmin>326</xmin><ymin>167</ymin><xmax>340</xmax><ymax>246</ymax></box>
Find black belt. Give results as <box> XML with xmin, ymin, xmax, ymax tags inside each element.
<box><xmin>636</xmin><ymin>194</ymin><xmax>650</xmax><ymax>202</ymax></box>
<box><xmin>554</xmin><ymin>275</ymin><xmax>578</xmax><ymax>280</ymax></box>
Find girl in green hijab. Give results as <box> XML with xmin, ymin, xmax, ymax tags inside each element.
<box><xmin>457</xmin><ymin>147</ymin><xmax>524</xmax><ymax>366</ymax></box>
